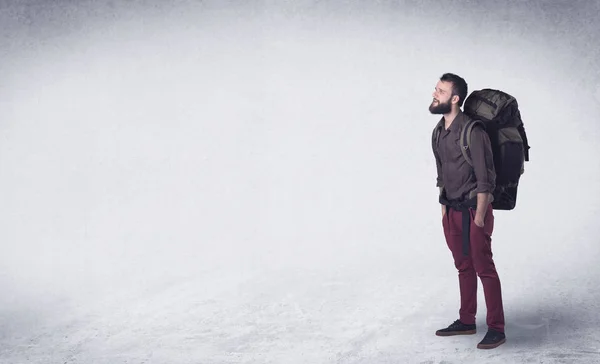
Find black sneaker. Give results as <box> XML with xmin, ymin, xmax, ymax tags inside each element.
<box><xmin>435</xmin><ymin>319</ymin><xmax>477</xmax><ymax>336</ymax></box>
<box><xmin>477</xmin><ymin>329</ymin><xmax>506</xmax><ymax>349</ymax></box>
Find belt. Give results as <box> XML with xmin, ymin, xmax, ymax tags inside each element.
<box><xmin>440</xmin><ymin>195</ymin><xmax>477</xmax><ymax>256</ymax></box>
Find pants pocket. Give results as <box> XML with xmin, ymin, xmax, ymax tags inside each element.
<box><xmin>469</xmin><ymin>206</ymin><xmax>494</xmax><ymax>235</ymax></box>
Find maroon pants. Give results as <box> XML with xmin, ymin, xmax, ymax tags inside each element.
<box><xmin>442</xmin><ymin>204</ymin><xmax>505</xmax><ymax>333</ymax></box>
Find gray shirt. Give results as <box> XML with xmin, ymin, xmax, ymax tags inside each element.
<box><xmin>432</xmin><ymin>110</ymin><xmax>496</xmax><ymax>201</ymax></box>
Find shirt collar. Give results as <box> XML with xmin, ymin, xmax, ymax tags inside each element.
<box><xmin>439</xmin><ymin>109</ymin><xmax>467</xmax><ymax>132</ymax></box>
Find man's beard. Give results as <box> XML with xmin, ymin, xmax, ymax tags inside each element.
<box><xmin>429</xmin><ymin>98</ymin><xmax>452</xmax><ymax>114</ymax></box>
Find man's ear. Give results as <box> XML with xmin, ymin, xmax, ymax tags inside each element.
<box><xmin>451</xmin><ymin>95</ymin><xmax>459</xmax><ymax>105</ymax></box>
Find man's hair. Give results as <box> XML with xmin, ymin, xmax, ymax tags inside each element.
<box><xmin>440</xmin><ymin>73</ymin><xmax>468</xmax><ymax>107</ymax></box>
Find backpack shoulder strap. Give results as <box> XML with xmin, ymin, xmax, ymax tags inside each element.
<box><xmin>459</xmin><ymin>119</ymin><xmax>485</xmax><ymax>167</ymax></box>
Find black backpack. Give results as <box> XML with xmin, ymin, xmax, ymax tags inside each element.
<box><xmin>461</xmin><ymin>88</ymin><xmax>531</xmax><ymax>210</ymax></box>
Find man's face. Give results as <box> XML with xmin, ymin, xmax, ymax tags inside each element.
<box><xmin>429</xmin><ymin>80</ymin><xmax>455</xmax><ymax>115</ymax></box>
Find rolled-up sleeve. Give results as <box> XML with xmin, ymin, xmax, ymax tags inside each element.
<box><xmin>469</xmin><ymin>126</ymin><xmax>496</xmax><ymax>194</ymax></box>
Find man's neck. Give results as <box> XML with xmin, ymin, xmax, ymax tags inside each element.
<box><xmin>443</xmin><ymin>108</ymin><xmax>460</xmax><ymax>130</ymax></box>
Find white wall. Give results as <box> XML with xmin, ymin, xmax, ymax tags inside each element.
<box><xmin>0</xmin><ymin>1</ymin><xmax>599</xmax><ymax>361</ymax></box>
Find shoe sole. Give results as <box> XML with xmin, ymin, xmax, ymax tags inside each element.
<box><xmin>477</xmin><ymin>338</ymin><xmax>506</xmax><ymax>349</ymax></box>
<box><xmin>435</xmin><ymin>329</ymin><xmax>476</xmax><ymax>336</ymax></box>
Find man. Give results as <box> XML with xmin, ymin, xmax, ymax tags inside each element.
<box><xmin>429</xmin><ymin>73</ymin><xmax>506</xmax><ymax>349</ymax></box>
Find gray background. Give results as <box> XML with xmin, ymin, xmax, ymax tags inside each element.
<box><xmin>1</xmin><ymin>1</ymin><xmax>599</xmax><ymax>363</ymax></box>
